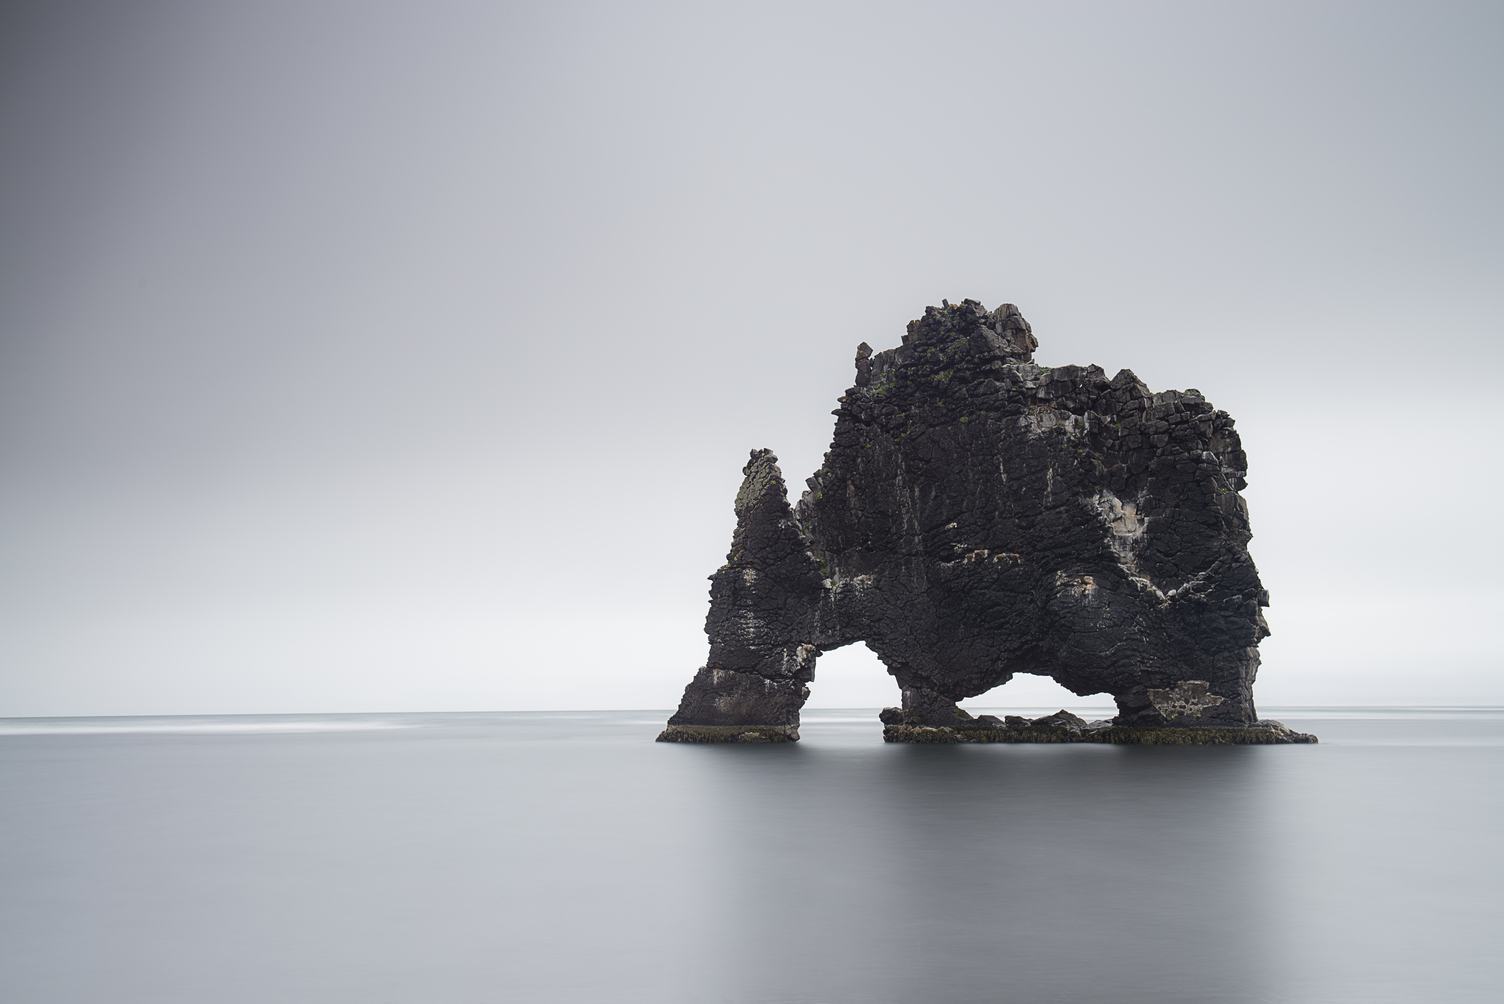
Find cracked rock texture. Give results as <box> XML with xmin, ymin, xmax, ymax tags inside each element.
<box><xmin>660</xmin><ymin>300</ymin><xmax>1305</xmax><ymax>744</ymax></box>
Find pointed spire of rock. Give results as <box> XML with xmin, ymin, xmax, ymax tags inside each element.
<box><xmin>659</xmin><ymin>450</ymin><xmax>824</xmax><ymax>742</ymax></box>
<box><xmin>854</xmin><ymin>342</ymin><xmax>874</xmax><ymax>387</ymax></box>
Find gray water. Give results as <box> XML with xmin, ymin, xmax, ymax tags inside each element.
<box><xmin>1</xmin><ymin>709</ymin><xmax>1500</xmax><ymax>1003</ymax></box>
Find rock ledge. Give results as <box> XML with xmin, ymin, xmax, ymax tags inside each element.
<box><xmin>880</xmin><ymin>711</ymin><xmax>1316</xmax><ymax>745</ymax></box>
<box><xmin>657</xmin><ymin>724</ymin><xmax>799</xmax><ymax>744</ymax></box>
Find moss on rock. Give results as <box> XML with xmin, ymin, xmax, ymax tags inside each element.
<box><xmin>656</xmin><ymin>724</ymin><xmax>800</xmax><ymax>744</ymax></box>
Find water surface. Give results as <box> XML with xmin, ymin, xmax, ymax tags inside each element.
<box><xmin>2</xmin><ymin>709</ymin><xmax>1499</xmax><ymax>1003</ymax></box>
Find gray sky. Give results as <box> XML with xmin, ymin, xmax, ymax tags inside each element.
<box><xmin>3</xmin><ymin>0</ymin><xmax>1501</xmax><ymax>716</ymax></box>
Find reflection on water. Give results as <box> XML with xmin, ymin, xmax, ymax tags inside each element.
<box><xmin>694</xmin><ymin>743</ymin><xmax>1283</xmax><ymax>1003</ymax></box>
<box><xmin>0</xmin><ymin>710</ymin><xmax>1499</xmax><ymax>1003</ymax></box>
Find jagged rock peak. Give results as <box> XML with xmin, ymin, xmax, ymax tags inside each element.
<box><xmin>733</xmin><ymin>448</ymin><xmax>787</xmax><ymax>516</ymax></box>
<box><xmin>900</xmin><ymin>297</ymin><xmax>1037</xmax><ymax>361</ymax></box>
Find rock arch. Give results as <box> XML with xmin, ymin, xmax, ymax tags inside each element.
<box><xmin>657</xmin><ymin>301</ymin><xmax>1313</xmax><ymax>745</ymax></box>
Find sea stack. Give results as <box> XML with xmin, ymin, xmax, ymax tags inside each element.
<box><xmin>659</xmin><ymin>300</ymin><xmax>1314</xmax><ymax>745</ymax></box>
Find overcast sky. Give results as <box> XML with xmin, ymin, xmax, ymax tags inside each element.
<box><xmin>2</xmin><ymin>0</ymin><xmax>1500</xmax><ymax>716</ymax></box>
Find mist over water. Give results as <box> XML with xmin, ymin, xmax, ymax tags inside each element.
<box><xmin>3</xmin><ymin>7</ymin><xmax>1499</xmax><ymax>1002</ymax></box>
<box><xmin>1</xmin><ymin>709</ymin><xmax>1498</xmax><ymax>1003</ymax></box>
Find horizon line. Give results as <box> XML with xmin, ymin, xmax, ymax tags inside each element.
<box><xmin>3</xmin><ymin>704</ymin><xmax>1503</xmax><ymax>722</ymax></box>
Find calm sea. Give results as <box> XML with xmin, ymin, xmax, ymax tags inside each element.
<box><xmin>1</xmin><ymin>709</ymin><xmax>1499</xmax><ymax>1003</ymax></box>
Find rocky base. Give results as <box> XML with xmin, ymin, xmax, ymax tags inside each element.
<box><xmin>656</xmin><ymin>724</ymin><xmax>800</xmax><ymax>744</ymax></box>
<box><xmin>655</xmin><ymin>713</ymin><xmax>1317</xmax><ymax>745</ymax></box>
<box><xmin>881</xmin><ymin>711</ymin><xmax>1316</xmax><ymax>745</ymax></box>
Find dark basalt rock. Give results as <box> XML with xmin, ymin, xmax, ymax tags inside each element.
<box><xmin>657</xmin><ymin>299</ymin><xmax>1314</xmax><ymax>746</ymax></box>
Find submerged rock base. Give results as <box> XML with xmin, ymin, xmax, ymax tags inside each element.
<box><xmin>656</xmin><ymin>724</ymin><xmax>799</xmax><ymax>743</ymax></box>
<box><xmin>882</xmin><ymin>712</ymin><xmax>1316</xmax><ymax>745</ymax></box>
<box><xmin>655</xmin><ymin>714</ymin><xmax>1316</xmax><ymax>745</ymax></box>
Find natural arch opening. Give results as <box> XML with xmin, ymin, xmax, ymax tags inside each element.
<box><xmin>805</xmin><ymin>642</ymin><xmax>901</xmax><ymax>711</ymax></box>
<box><xmin>961</xmin><ymin>674</ymin><xmax>1116</xmax><ymax>721</ymax></box>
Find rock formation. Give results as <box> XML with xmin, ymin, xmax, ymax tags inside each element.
<box><xmin>659</xmin><ymin>300</ymin><xmax>1314</xmax><ymax>744</ymax></box>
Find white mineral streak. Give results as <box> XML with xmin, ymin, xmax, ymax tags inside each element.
<box><xmin>1147</xmin><ymin>680</ymin><xmax>1227</xmax><ymax>720</ymax></box>
<box><xmin>1090</xmin><ymin>489</ymin><xmax>1164</xmax><ymax>599</ymax></box>
<box><xmin>1020</xmin><ymin>405</ymin><xmax>1087</xmax><ymax>438</ymax></box>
